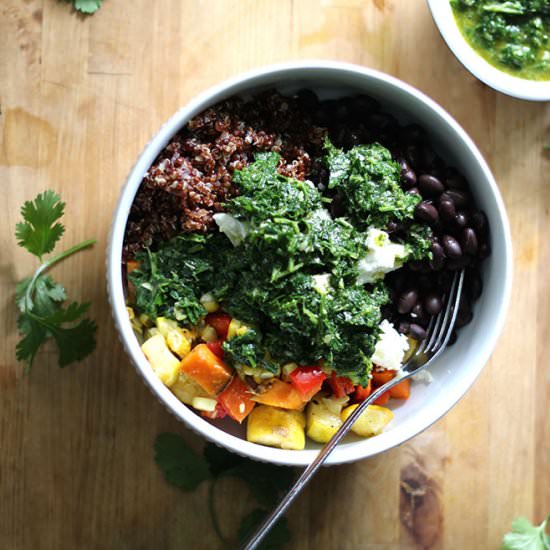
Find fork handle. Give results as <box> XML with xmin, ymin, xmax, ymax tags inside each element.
<box><xmin>240</xmin><ymin>375</ymin><xmax>410</xmax><ymax>550</ymax></box>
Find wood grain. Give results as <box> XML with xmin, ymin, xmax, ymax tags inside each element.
<box><xmin>1</xmin><ymin>1</ymin><xmax>548</xmax><ymax>548</ymax></box>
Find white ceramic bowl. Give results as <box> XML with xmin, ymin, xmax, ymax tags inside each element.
<box><xmin>107</xmin><ymin>61</ymin><xmax>512</xmax><ymax>466</ymax></box>
<box><xmin>427</xmin><ymin>0</ymin><xmax>550</xmax><ymax>101</ymax></box>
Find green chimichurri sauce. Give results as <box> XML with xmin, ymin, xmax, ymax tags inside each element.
<box><xmin>450</xmin><ymin>0</ymin><xmax>550</xmax><ymax>81</ymax></box>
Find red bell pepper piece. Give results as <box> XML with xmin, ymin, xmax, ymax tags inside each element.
<box><xmin>328</xmin><ymin>372</ymin><xmax>355</xmax><ymax>398</ymax></box>
<box><xmin>289</xmin><ymin>366</ymin><xmax>327</xmax><ymax>401</ymax></box>
<box><xmin>374</xmin><ymin>391</ymin><xmax>391</xmax><ymax>406</ymax></box>
<box><xmin>218</xmin><ymin>376</ymin><xmax>256</xmax><ymax>423</ymax></box>
<box><xmin>205</xmin><ymin>312</ymin><xmax>232</xmax><ymax>340</ymax></box>
<box><xmin>200</xmin><ymin>402</ymin><xmax>228</xmax><ymax>420</ymax></box>
<box><xmin>206</xmin><ymin>340</ymin><xmax>224</xmax><ymax>359</ymax></box>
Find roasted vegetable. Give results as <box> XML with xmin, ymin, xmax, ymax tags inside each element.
<box><xmin>218</xmin><ymin>376</ymin><xmax>256</xmax><ymax>423</ymax></box>
<box><xmin>246</xmin><ymin>405</ymin><xmax>306</xmax><ymax>450</ymax></box>
<box><xmin>252</xmin><ymin>379</ymin><xmax>305</xmax><ymax>410</ymax></box>
<box><xmin>306</xmin><ymin>396</ymin><xmax>348</xmax><ymax>443</ymax></box>
<box><xmin>340</xmin><ymin>403</ymin><xmax>393</xmax><ymax>437</ymax></box>
<box><xmin>171</xmin><ymin>372</ymin><xmax>210</xmax><ymax>404</ymax></box>
<box><xmin>179</xmin><ymin>344</ymin><xmax>233</xmax><ymax>395</ymax></box>
<box><xmin>141</xmin><ymin>334</ymin><xmax>181</xmax><ymax>387</ymax></box>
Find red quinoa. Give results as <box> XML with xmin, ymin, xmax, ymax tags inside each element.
<box><xmin>123</xmin><ymin>91</ymin><xmax>326</xmax><ymax>259</ymax></box>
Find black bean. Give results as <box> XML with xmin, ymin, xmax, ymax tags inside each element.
<box><xmin>386</xmin><ymin>221</ymin><xmax>398</xmax><ymax>233</ymax></box>
<box><xmin>397</xmin><ymin>289</ymin><xmax>419</xmax><ymax>314</ymax></box>
<box><xmin>407</xmin><ymin>187</ymin><xmax>421</xmax><ymax>195</ymax></box>
<box><xmin>429</xmin><ymin>242</ymin><xmax>446</xmax><ymax>271</ymax></box>
<box><xmin>402</xmin><ymin>124</ymin><xmax>426</xmax><ymax>143</ymax></box>
<box><xmin>402</xmin><ymin>170</ymin><xmax>417</xmax><ymax>189</ymax></box>
<box><xmin>367</xmin><ymin>112</ymin><xmax>397</xmax><ymax>132</ymax></box>
<box><xmin>420</xmin><ymin>144</ymin><xmax>439</xmax><ymax>171</ymax></box>
<box><xmin>478</xmin><ymin>242</ymin><xmax>491</xmax><ymax>259</ymax></box>
<box><xmin>417</xmin><ymin>274</ymin><xmax>433</xmax><ymax>292</ymax></box>
<box><xmin>409</xmin><ymin>323</ymin><xmax>427</xmax><ymax>340</ymax></box>
<box><xmin>439</xmin><ymin>199</ymin><xmax>457</xmax><ymax>223</ymax></box>
<box><xmin>467</xmin><ymin>270</ymin><xmax>483</xmax><ymax>301</ymax></box>
<box><xmin>350</xmin><ymin>95</ymin><xmax>380</xmax><ymax>118</ymax></box>
<box><xmin>456</xmin><ymin>308</ymin><xmax>474</xmax><ymax>328</ymax></box>
<box><xmin>295</xmin><ymin>89</ymin><xmax>319</xmax><ymax>111</ymax></box>
<box><xmin>419</xmin><ymin>174</ymin><xmax>445</xmax><ymax>196</ymax></box>
<box><xmin>471</xmin><ymin>211</ymin><xmax>488</xmax><ymax>234</ymax></box>
<box><xmin>405</xmin><ymin>144</ymin><xmax>422</xmax><ymax>170</ymax></box>
<box><xmin>462</xmin><ymin>227</ymin><xmax>478</xmax><ymax>255</ymax></box>
<box><xmin>437</xmin><ymin>271</ymin><xmax>453</xmax><ymax>291</ymax></box>
<box><xmin>445</xmin><ymin>168</ymin><xmax>468</xmax><ymax>190</ymax></box>
<box><xmin>447</xmin><ymin>330</ymin><xmax>458</xmax><ymax>346</ymax></box>
<box><xmin>447</xmin><ymin>256</ymin><xmax>471</xmax><ymax>270</ymax></box>
<box><xmin>398</xmin><ymin>321</ymin><xmax>410</xmax><ymax>334</ymax></box>
<box><xmin>415</xmin><ymin>201</ymin><xmax>439</xmax><ymax>224</ymax></box>
<box><xmin>442</xmin><ymin>235</ymin><xmax>462</xmax><ymax>258</ymax></box>
<box><xmin>410</xmin><ymin>303</ymin><xmax>429</xmax><ymax>325</ymax></box>
<box><xmin>445</xmin><ymin>189</ymin><xmax>469</xmax><ymax>208</ymax></box>
<box><xmin>425</xmin><ymin>293</ymin><xmax>443</xmax><ymax>315</ymax></box>
<box><xmin>455</xmin><ymin>211</ymin><xmax>469</xmax><ymax>228</ymax></box>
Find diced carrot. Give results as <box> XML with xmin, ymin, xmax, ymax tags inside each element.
<box><xmin>354</xmin><ymin>380</ymin><xmax>372</xmax><ymax>402</ymax></box>
<box><xmin>179</xmin><ymin>344</ymin><xmax>233</xmax><ymax>396</ymax></box>
<box><xmin>374</xmin><ymin>391</ymin><xmax>391</xmax><ymax>406</ymax></box>
<box><xmin>252</xmin><ymin>379</ymin><xmax>305</xmax><ymax>410</ymax></box>
<box><xmin>389</xmin><ymin>379</ymin><xmax>410</xmax><ymax>399</ymax></box>
<box><xmin>372</xmin><ymin>370</ymin><xmax>395</xmax><ymax>387</ymax></box>
<box><xmin>219</xmin><ymin>376</ymin><xmax>256</xmax><ymax>423</ymax></box>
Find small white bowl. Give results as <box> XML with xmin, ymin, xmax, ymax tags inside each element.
<box><xmin>427</xmin><ymin>0</ymin><xmax>550</xmax><ymax>101</ymax></box>
<box><xmin>107</xmin><ymin>61</ymin><xmax>512</xmax><ymax>466</ymax></box>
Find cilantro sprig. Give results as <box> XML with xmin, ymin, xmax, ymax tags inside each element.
<box><xmin>154</xmin><ymin>433</ymin><xmax>293</xmax><ymax>549</ymax></box>
<box><xmin>502</xmin><ymin>515</ymin><xmax>550</xmax><ymax>550</ymax></box>
<box><xmin>61</xmin><ymin>0</ymin><xmax>103</xmax><ymax>15</ymax></box>
<box><xmin>15</xmin><ymin>190</ymin><xmax>97</xmax><ymax>371</ymax></box>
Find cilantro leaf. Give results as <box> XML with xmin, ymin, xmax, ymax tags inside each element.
<box><xmin>16</xmin><ymin>314</ymin><xmax>48</xmax><ymax>367</ymax></box>
<box><xmin>203</xmin><ymin>444</ymin><xmax>295</xmax><ymax>507</ymax></box>
<box><xmin>62</xmin><ymin>0</ymin><xmax>103</xmax><ymax>14</ymax></box>
<box><xmin>15</xmin><ymin>190</ymin><xmax>65</xmax><ymax>259</ymax></box>
<box><xmin>502</xmin><ymin>515</ymin><xmax>550</xmax><ymax>550</ymax></box>
<box><xmin>203</xmin><ymin>442</ymin><xmax>244</xmax><ymax>477</ymax></box>
<box><xmin>15</xmin><ymin>190</ymin><xmax>96</xmax><ymax>371</ymax></box>
<box><xmin>154</xmin><ymin>433</ymin><xmax>211</xmax><ymax>491</ymax></box>
<box><xmin>237</xmin><ymin>509</ymin><xmax>290</xmax><ymax>550</ymax></box>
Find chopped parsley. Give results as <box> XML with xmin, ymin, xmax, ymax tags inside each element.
<box><xmin>131</xmin><ymin>142</ymin><xmax>432</xmax><ymax>384</ymax></box>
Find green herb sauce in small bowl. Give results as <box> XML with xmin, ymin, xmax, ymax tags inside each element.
<box><xmin>451</xmin><ymin>0</ymin><xmax>550</xmax><ymax>81</ymax></box>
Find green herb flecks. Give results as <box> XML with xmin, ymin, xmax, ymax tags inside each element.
<box><xmin>451</xmin><ymin>0</ymin><xmax>550</xmax><ymax>80</ymax></box>
<box><xmin>62</xmin><ymin>0</ymin><xmax>103</xmax><ymax>14</ymax></box>
<box><xmin>131</xmin><ymin>146</ymin><xmax>431</xmax><ymax>383</ymax></box>
<box><xmin>324</xmin><ymin>139</ymin><xmax>421</xmax><ymax>228</ymax></box>
<box><xmin>15</xmin><ymin>190</ymin><xmax>97</xmax><ymax>371</ymax></box>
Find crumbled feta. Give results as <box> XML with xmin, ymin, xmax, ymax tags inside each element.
<box><xmin>312</xmin><ymin>273</ymin><xmax>331</xmax><ymax>295</ymax></box>
<box><xmin>356</xmin><ymin>228</ymin><xmax>407</xmax><ymax>284</ymax></box>
<box><xmin>213</xmin><ymin>213</ymin><xmax>249</xmax><ymax>246</ymax></box>
<box><xmin>412</xmin><ymin>370</ymin><xmax>433</xmax><ymax>384</ymax></box>
<box><xmin>372</xmin><ymin>319</ymin><xmax>409</xmax><ymax>370</ymax></box>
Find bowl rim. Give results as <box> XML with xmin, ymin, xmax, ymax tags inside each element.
<box><xmin>106</xmin><ymin>60</ymin><xmax>513</xmax><ymax>466</ymax></box>
<box><xmin>426</xmin><ymin>0</ymin><xmax>550</xmax><ymax>102</ymax></box>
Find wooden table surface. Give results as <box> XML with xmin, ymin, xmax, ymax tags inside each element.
<box><xmin>1</xmin><ymin>1</ymin><xmax>549</xmax><ymax>548</ymax></box>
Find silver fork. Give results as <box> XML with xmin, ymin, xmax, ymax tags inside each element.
<box><xmin>242</xmin><ymin>269</ymin><xmax>465</xmax><ymax>550</ymax></box>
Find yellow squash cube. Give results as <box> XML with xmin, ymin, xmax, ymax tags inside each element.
<box><xmin>246</xmin><ymin>405</ymin><xmax>306</xmax><ymax>450</ymax></box>
<box><xmin>306</xmin><ymin>396</ymin><xmax>348</xmax><ymax>443</ymax></box>
<box><xmin>141</xmin><ymin>334</ymin><xmax>181</xmax><ymax>387</ymax></box>
<box><xmin>340</xmin><ymin>404</ymin><xmax>394</xmax><ymax>438</ymax></box>
<box><xmin>171</xmin><ymin>373</ymin><xmax>210</xmax><ymax>405</ymax></box>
